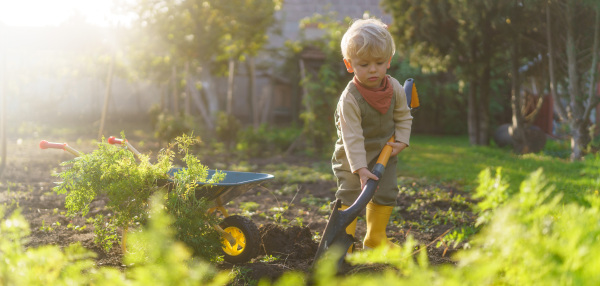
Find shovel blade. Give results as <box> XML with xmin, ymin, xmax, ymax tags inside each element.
<box><xmin>313</xmin><ymin>199</ymin><xmax>355</xmax><ymax>267</ymax></box>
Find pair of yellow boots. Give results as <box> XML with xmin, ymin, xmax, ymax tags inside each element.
<box><xmin>341</xmin><ymin>202</ymin><xmax>395</xmax><ymax>252</ymax></box>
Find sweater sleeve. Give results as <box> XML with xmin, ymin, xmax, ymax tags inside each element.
<box><xmin>338</xmin><ymin>91</ymin><xmax>368</xmax><ymax>173</ymax></box>
<box><xmin>392</xmin><ymin>78</ymin><xmax>413</xmax><ymax>145</ymax></box>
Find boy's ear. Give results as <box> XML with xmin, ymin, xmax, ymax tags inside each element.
<box><xmin>387</xmin><ymin>57</ymin><xmax>392</xmax><ymax>69</ymax></box>
<box><xmin>343</xmin><ymin>59</ymin><xmax>354</xmax><ymax>73</ymax></box>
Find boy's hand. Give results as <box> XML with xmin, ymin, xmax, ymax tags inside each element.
<box><xmin>356</xmin><ymin>167</ymin><xmax>378</xmax><ymax>190</ymax></box>
<box><xmin>387</xmin><ymin>141</ymin><xmax>408</xmax><ymax>157</ymax></box>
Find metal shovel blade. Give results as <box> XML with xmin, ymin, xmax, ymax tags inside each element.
<box><xmin>312</xmin><ymin>164</ymin><xmax>385</xmax><ymax>268</ymax></box>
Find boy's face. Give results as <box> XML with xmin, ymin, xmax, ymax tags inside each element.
<box><xmin>344</xmin><ymin>55</ymin><xmax>391</xmax><ymax>90</ymax></box>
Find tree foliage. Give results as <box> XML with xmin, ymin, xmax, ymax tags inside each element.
<box><xmin>383</xmin><ymin>0</ymin><xmax>518</xmax><ymax>146</ymax></box>
<box><xmin>122</xmin><ymin>0</ymin><xmax>282</xmax><ymax>129</ymax></box>
<box><xmin>383</xmin><ymin>0</ymin><xmax>600</xmax><ymax>159</ymax></box>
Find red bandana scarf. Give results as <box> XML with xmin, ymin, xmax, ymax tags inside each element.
<box><xmin>353</xmin><ymin>75</ymin><xmax>393</xmax><ymax>114</ymax></box>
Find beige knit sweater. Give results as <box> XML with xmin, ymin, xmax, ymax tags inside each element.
<box><xmin>335</xmin><ymin>77</ymin><xmax>413</xmax><ymax>173</ymax></box>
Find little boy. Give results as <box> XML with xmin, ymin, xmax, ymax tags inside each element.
<box><xmin>332</xmin><ymin>18</ymin><xmax>412</xmax><ymax>250</ymax></box>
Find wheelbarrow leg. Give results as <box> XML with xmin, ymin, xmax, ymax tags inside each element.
<box><xmin>213</xmin><ymin>224</ymin><xmax>237</xmax><ymax>246</ymax></box>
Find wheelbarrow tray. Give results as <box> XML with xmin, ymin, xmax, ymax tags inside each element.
<box><xmin>165</xmin><ymin>168</ymin><xmax>274</xmax><ymax>206</ymax></box>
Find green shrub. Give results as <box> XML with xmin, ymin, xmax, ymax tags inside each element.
<box><xmin>215</xmin><ymin>111</ymin><xmax>242</xmax><ymax>150</ymax></box>
<box><xmin>235</xmin><ymin>124</ymin><xmax>301</xmax><ymax>157</ymax></box>
<box><xmin>450</xmin><ymin>169</ymin><xmax>600</xmax><ymax>285</ymax></box>
<box><xmin>53</xmin><ymin>133</ymin><xmax>223</xmax><ymax>260</ymax></box>
<box><xmin>0</xmin><ymin>195</ymin><xmax>230</xmax><ymax>285</ymax></box>
<box><xmin>273</xmin><ymin>168</ymin><xmax>600</xmax><ymax>285</ymax></box>
<box><xmin>149</xmin><ymin>104</ymin><xmax>198</xmax><ymax>144</ymax></box>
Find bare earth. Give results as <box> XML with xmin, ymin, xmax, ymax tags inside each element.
<box><xmin>0</xmin><ymin>134</ymin><xmax>474</xmax><ymax>284</ymax></box>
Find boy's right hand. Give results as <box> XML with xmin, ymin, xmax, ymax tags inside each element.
<box><xmin>356</xmin><ymin>167</ymin><xmax>378</xmax><ymax>190</ymax></box>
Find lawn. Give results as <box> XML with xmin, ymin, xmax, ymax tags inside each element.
<box><xmin>399</xmin><ymin>135</ymin><xmax>596</xmax><ymax>203</ymax></box>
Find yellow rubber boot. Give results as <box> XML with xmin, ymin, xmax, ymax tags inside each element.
<box><xmin>340</xmin><ymin>204</ymin><xmax>357</xmax><ymax>253</ymax></box>
<box><xmin>363</xmin><ymin>202</ymin><xmax>394</xmax><ymax>249</ymax></box>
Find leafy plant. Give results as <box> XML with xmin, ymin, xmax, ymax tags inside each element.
<box><xmin>292</xmin><ymin>12</ymin><xmax>351</xmax><ymax>155</ymax></box>
<box><xmin>436</xmin><ymin>226</ymin><xmax>477</xmax><ymax>250</ymax></box>
<box><xmin>473</xmin><ymin>167</ymin><xmax>510</xmax><ymax>226</ymax></box>
<box><xmin>273</xmin><ymin>168</ymin><xmax>600</xmax><ymax>285</ymax></box>
<box><xmin>38</xmin><ymin>220</ymin><xmax>53</xmax><ymax>233</ymax></box>
<box><xmin>92</xmin><ymin>215</ymin><xmax>119</xmax><ymax>252</ymax></box>
<box><xmin>149</xmin><ymin>105</ymin><xmax>198</xmax><ymax>144</ymax></box>
<box><xmin>228</xmin><ymin>265</ymin><xmax>257</xmax><ymax>286</ymax></box>
<box><xmin>215</xmin><ymin>111</ymin><xmax>242</xmax><ymax>150</ymax></box>
<box><xmin>0</xmin><ymin>196</ymin><xmax>230</xmax><ymax>285</ymax></box>
<box><xmin>53</xmin><ymin>133</ymin><xmax>224</xmax><ymax>260</ymax></box>
<box><xmin>166</xmin><ymin>134</ymin><xmax>224</xmax><ymax>259</ymax></box>
<box><xmin>235</xmin><ymin>124</ymin><xmax>301</xmax><ymax>158</ymax></box>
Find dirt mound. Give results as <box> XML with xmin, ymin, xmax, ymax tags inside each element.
<box><xmin>259</xmin><ymin>224</ymin><xmax>317</xmax><ymax>260</ymax></box>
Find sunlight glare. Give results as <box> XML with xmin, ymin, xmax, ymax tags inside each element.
<box><xmin>0</xmin><ymin>0</ymin><xmax>116</xmax><ymax>27</ymax></box>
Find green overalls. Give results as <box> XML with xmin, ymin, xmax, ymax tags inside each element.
<box><xmin>332</xmin><ymin>81</ymin><xmax>398</xmax><ymax>207</ymax></box>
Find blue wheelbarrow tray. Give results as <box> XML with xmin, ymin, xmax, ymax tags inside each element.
<box><xmin>164</xmin><ymin>168</ymin><xmax>274</xmax><ymax>207</ymax></box>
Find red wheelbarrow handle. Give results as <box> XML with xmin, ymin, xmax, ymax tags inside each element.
<box><xmin>39</xmin><ymin>140</ymin><xmax>81</xmax><ymax>156</ymax></box>
<box><xmin>108</xmin><ymin>136</ymin><xmax>142</xmax><ymax>156</ymax></box>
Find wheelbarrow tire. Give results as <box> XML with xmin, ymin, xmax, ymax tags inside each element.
<box><xmin>219</xmin><ymin>215</ymin><xmax>260</xmax><ymax>264</ymax></box>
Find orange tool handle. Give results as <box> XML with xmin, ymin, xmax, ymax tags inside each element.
<box><xmin>376</xmin><ymin>136</ymin><xmax>395</xmax><ymax>166</ymax></box>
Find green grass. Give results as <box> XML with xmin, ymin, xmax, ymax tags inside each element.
<box><xmin>398</xmin><ymin>135</ymin><xmax>598</xmax><ymax>203</ymax></box>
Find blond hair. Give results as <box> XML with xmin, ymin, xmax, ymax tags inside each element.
<box><xmin>341</xmin><ymin>18</ymin><xmax>395</xmax><ymax>61</ymax></box>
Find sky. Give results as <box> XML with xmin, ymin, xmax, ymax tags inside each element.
<box><xmin>0</xmin><ymin>0</ymin><xmax>122</xmax><ymax>27</ymax></box>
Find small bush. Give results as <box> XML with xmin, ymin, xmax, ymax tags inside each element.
<box><xmin>149</xmin><ymin>104</ymin><xmax>198</xmax><ymax>144</ymax></box>
<box><xmin>235</xmin><ymin>124</ymin><xmax>301</xmax><ymax>157</ymax></box>
<box><xmin>0</xmin><ymin>195</ymin><xmax>230</xmax><ymax>285</ymax></box>
<box><xmin>53</xmin><ymin>133</ymin><xmax>223</xmax><ymax>261</ymax></box>
<box><xmin>281</xmin><ymin>168</ymin><xmax>600</xmax><ymax>285</ymax></box>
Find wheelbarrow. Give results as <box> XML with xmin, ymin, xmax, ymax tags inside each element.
<box><xmin>39</xmin><ymin>138</ymin><xmax>274</xmax><ymax>264</ymax></box>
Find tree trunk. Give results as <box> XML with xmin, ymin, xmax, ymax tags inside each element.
<box><xmin>0</xmin><ymin>48</ymin><xmax>6</xmax><ymax>177</ymax></box>
<box><xmin>510</xmin><ymin>40</ymin><xmax>529</xmax><ymax>154</ymax></box>
<box><xmin>226</xmin><ymin>58</ymin><xmax>235</xmax><ymax>115</ymax></box>
<box><xmin>187</xmin><ymin>74</ymin><xmax>214</xmax><ymax>130</ymax></box>
<box><xmin>565</xmin><ymin>0</ymin><xmax>591</xmax><ymax>160</ymax></box>
<box><xmin>546</xmin><ymin>3</ymin><xmax>568</xmax><ymax>121</ymax></box>
<box><xmin>260</xmin><ymin>84</ymin><xmax>273</xmax><ymax>124</ymax></box>
<box><xmin>246</xmin><ymin>56</ymin><xmax>258</xmax><ymax>130</ymax></box>
<box><xmin>570</xmin><ymin>119</ymin><xmax>591</xmax><ymax>160</ymax></box>
<box><xmin>478</xmin><ymin>64</ymin><xmax>491</xmax><ymax>145</ymax></box>
<box><xmin>467</xmin><ymin>80</ymin><xmax>479</xmax><ymax>145</ymax></box>
<box><xmin>171</xmin><ymin>65</ymin><xmax>180</xmax><ymax>116</ymax></box>
<box><xmin>184</xmin><ymin>61</ymin><xmax>191</xmax><ymax>116</ymax></box>
<box><xmin>199</xmin><ymin>66</ymin><xmax>220</xmax><ymax>123</ymax></box>
<box><xmin>477</xmin><ymin>17</ymin><xmax>494</xmax><ymax>146</ymax></box>
<box><xmin>97</xmin><ymin>56</ymin><xmax>114</xmax><ymax>140</ymax></box>
<box><xmin>566</xmin><ymin>0</ymin><xmax>582</xmax><ymax>117</ymax></box>
<box><xmin>161</xmin><ymin>83</ymin><xmax>167</xmax><ymax>112</ymax></box>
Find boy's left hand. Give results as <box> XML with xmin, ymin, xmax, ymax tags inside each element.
<box><xmin>387</xmin><ymin>141</ymin><xmax>408</xmax><ymax>157</ymax></box>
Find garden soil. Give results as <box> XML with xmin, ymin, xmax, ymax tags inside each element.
<box><xmin>0</xmin><ymin>135</ymin><xmax>474</xmax><ymax>284</ymax></box>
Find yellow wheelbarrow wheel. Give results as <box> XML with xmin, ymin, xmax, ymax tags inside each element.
<box><xmin>219</xmin><ymin>215</ymin><xmax>260</xmax><ymax>263</ymax></box>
